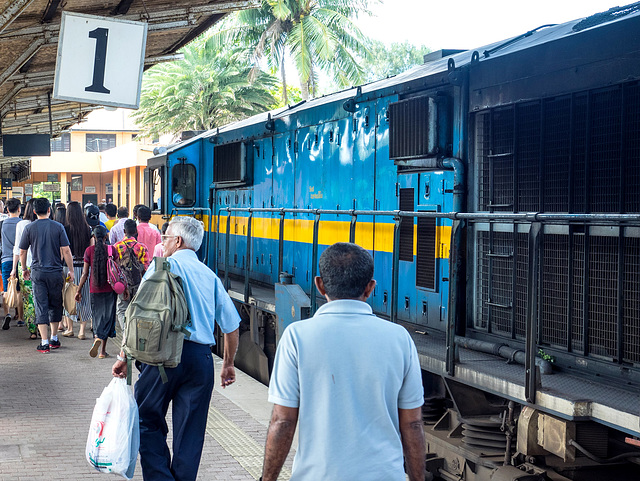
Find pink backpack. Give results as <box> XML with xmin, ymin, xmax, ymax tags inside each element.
<box><xmin>107</xmin><ymin>245</ymin><xmax>127</xmax><ymax>295</ymax></box>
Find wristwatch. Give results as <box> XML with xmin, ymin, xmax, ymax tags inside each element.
<box><xmin>116</xmin><ymin>354</ymin><xmax>126</xmax><ymax>362</ymax></box>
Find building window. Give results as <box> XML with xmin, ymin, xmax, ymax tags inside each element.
<box><xmin>71</xmin><ymin>175</ymin><xmax>83</xmax><ymax>191</ymax></box>
<box><xmin>86</xmin><ymin>133</ymin><xmax>116</xmax><ymax>152</ymax></box>
<box><xmin>50</xmin><ymin>133</ymin><xmax>70</xmax><ymax>152</ymax></box>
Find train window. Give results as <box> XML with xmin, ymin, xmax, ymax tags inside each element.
<box><xmin>172</xmin><ymin>163</ymin><xmax>196</xmax><ymax>207</ymax></box>
<box><xmin>150</xmin><ymin>167</ymin><xmax>164</xmax><ymax>212</ymax></box>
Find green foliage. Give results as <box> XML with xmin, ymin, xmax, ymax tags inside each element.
<box><xmin>217</xmin><ymin>0</ymin><xmax>378</xmax><ymax>101</ymax></box>
<box><xmin>360</xmin><ymin>40</ymin><xmax>430</xmax><ymax>82</ymax></box>
<box><xmin>538</xmin><ymin>348</ymin><xmax>555</xmax><ymax>363</ymax></box>
<box><xmin>132</xmin><ymin>37</ymin><xmax>277</xmax><ymax>139</ymax></box>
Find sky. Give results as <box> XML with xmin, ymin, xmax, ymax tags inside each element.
<box><xmin>355</xmin><ymin>0</ymin><xmax>627</xmax><ymax>51</ymax></box>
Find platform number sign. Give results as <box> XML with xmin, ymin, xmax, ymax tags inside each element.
<box><xmin>54</xmin><ymin>12</ymin><xmax>148</xmax><ymax>109</ymax></box>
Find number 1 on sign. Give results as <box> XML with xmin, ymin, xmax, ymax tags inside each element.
<box><xmin>85</xmin><ymin>27</ymin><xmax>110</xmax><ymax>94</ymax></box>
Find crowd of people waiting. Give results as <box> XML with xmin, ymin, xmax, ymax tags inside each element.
<box><xmin>0</xmin><ymin>198</ymin><xmax>168</xmax><ymax>358</ymax></box>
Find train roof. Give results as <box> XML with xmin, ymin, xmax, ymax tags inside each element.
<box><xmin>163</xmin><ymin>2</ymin><xmax>640</xmax><ymax>155</ymax></box>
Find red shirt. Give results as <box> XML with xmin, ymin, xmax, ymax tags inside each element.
<box><xmin>83</xmin><ymin>245</ymin><xmax>114</xmax><ymax>294</ymax></box>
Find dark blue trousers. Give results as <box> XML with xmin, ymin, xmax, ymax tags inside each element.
<box><xmin>134</xmin><ymin>340</ymin><xmax>214</xmax><ymax>481</ymax></box>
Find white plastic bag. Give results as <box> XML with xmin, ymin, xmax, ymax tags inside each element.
<box><xmin>86</xmin><ymin>378</ymin><xmax>140</xmax><ymax>480</ymax></box>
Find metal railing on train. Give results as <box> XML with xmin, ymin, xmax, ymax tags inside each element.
<box><xmin>206</xmin><ymin>206</ymin><xmax>640</xmax><ymax>404</ymax></box>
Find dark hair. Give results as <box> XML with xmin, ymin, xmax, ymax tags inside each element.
<box><xmin>54</xmin><ymin>204</ymin><xmax>67</xmax><ymax>226</ymax></box>
<box><xmin>123</xmin><ymin>219</ymin><xmax>138</xmax><ymax>237</ymax></box>
<box><xmin>33</xmin><ymin>197</ymin><xmax>51</xmax><ymax>216</ymax></box>
<box><xmin>66</xmin><ymin>201</ymin><xmax>91</xmax><ymax>258</ymax></box>
<box><xmin>91</xmin><ymin>225</ymin><xmax>109</xmax><ymax>289</ymax></box>
<box><xmin>105</xmin><ymin>203</ymin><xmax>117</xmax><ymax>217</ymax></box>
<box><xmin>132</xmin><ymin>204</ymin><xmax>144</xmax><ymax>219</ymax></box>
<box><xmin>161</xmin><ymin>222</ymin><xmax>170</xmax><ymax>235</ymax></box>
<box><xmin>6</xmin><ymin>198</ymin><xmax>20</xmax><ymax>213</ymax></box>
<box><xmin>117</xmin><ymin>206</ymin><xmax>129</xmax><ymax>218</ymax></box>
<box><xmin>23</xmin><ymin>199</ymin><xmax>36</xmax><ymax>222</ymax></box>
<box><xmin>98</xmin><ymin>203</ymin><xmax>107</xmax><ymax>212</ymax></box>
<box><xmin>318</xmin><ymin>243</ymin><xmax>374</xmax><ymax>299</ymax></box>
<box><xmin>137</xmin><ymin>205</ymin><xmax>151</xmax><ymax>222</ymax></box>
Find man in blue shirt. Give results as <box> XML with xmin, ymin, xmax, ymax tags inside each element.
<box><xmin>112</xmin><ymin>216</ymin><xmax>240</xmax><ymax>481</ymax></box>
<box><xmin>1</xmin><ymin>198</ymin><xmax>23</xmax><ymax>329</ymax></box>
<box><xmin>262</xmin><ymin>242</ymin><xmax>426</xmax><ymax>481</ymax></box>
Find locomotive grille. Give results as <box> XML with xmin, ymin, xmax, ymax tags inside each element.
<box><xmin>624</xmin><ymin>237</ymin><xmax>640</xmax><ymax>363</ymax></box>
<box><xmin>399</xmin><ymin>188</ymin><xmax>414</xmax><ymax>262</ymax></box>
<box><xmin>389</xmin><ymin>96</ymin><xmax>437</xmax><ymax>160</ymax></box>
<box><xmin>514</xmin><ymin>234</ymin><xmax>528</xmax><ymax>339</ymax></box>
<box><xmin>416</xmin><ymin>217</ymin><xmax>436</xmax><ymax>290</ymax></box>
<box><xmin>543</xmin><ymin>97</ymin><xmax>571</xmax><ymax>213</ymax></box>
<box><xmin>214</xmin><ymin>142</ymin><xmax>243</xmax><ymax>183</ymax></box>
<box><xmin>516</xmin><ymin>102</ymin><xmax>541</xmax><ymax>212</ymax></box>
<box><xmin>474</xmin><ymin>80</ymin><xmax>640</xmax><ymax>367</ymax></box>
<box><xmin>541</xmin><ymin>234</ymin><xmax>569</xmax><ymax>348</ymax></box>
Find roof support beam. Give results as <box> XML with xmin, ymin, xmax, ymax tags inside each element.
<box><xmin>0</xmin><ymin>37</ymin><xmax>46</xmax><ymax>88</ymax></box>
<box><xmin>42</xmin><ymin>0</ymin><xmax>63</xmax><ymax>23</ymax></box>
<box><xmin>0</xmin><ymin>0</ymin><xmax>37</xmax><ymax>34</ymax></box>
<box><xmin>0</xmin><ymin>82</ymin><xmax>27</xmax><ymax>112</ymax></box>
<box><xmin>111</xmin><ymin>0</ymin><xmax>136</xmax><ymax>16</ymax></box>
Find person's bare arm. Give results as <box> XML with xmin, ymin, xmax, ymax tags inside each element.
<box><xmin>61</xmin><ymin>246</ymin><xmax>75</xmax><ymax>282</ymax></box>
<box><xmin>220</xmin><ymin>328</ymin><xmax>239</xmax><ymax>387</ymax></box>
<box><xmin>399</xmin><ymin>407</ymin><xmax>426</xmax><ymax>481</ymax></box>
<box><xmin>19</xmin><ymin>249</ymin><xmax>29</xmax><ymax>279</ymax></box>
<box><xmin>261</xmin><ymin>404</ymin><xmax>298</xmax><ymax>481</ymax></box>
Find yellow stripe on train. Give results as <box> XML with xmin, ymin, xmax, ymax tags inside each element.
<box><xmin>179</xmin><ymin>215</ymin><xmax>452</xmax><ymax>259</ymax></box>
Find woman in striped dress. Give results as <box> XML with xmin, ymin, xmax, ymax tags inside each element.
<box><xmin>62</xmin><ymin>201</ymin><xmax>92</xmax><ymax>339</ymax></box>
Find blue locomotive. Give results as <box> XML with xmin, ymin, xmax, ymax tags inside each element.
<box><xmin>146</xmin><ymin>4</ymin><xmax>640</xmax><ymax>480</ymax></box>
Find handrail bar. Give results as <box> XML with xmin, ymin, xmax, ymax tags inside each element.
<box><xmin>214</xmin><ymin>207</ymin><xmax>640</xmax><ymax>223</ymax></box>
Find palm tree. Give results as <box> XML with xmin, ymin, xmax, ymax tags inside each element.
<box><xmin>132</xmin><ymin>37</ymin><xmax>277</xmax><ymax>139</ymax></box>
<box><xmin>225</xmin><ymin>0</ymin><xmax>375</xmax><ymax>103</ymax></box>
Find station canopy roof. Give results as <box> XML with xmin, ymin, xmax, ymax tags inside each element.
<box><xmin>0</xmin><ymin>0</ymin><xmax>258</xmax><ymax>168</ymax></box>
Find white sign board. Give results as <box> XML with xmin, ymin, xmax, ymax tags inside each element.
<box><xmin>12</xmin><ymin>187</ymin><xmax>24</xmax><ymax>200</ymax></box>
<box><xmin>85</xmin><ymin>186</ymin><xmax>97</xmax><ymax>194</ymax></box>
<box><xmin>105</xmin><ymin>183</ymin><xmax>113</xmax><ymax>194</ymax></box>
<box><xmin>24</xmin><ymin>184</ymin><xmax>33</xmax><ymax>195</ymax></box>
<box><xmin>43</xmin><ymin>183</ymin><xmax>60</xmax><ymax>192</ymax></box>
<box><xmin>54</xmin><ymin>12</ymin><xmax>148</xmax><ymax>109</ymax></box>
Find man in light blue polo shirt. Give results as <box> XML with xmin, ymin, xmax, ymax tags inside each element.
<box><xmin>112</xmin><ymin>216</ymin><xmax>240</xmax><ymax>481</ymax></box>
<box><xmin>261</xmin><ymin>242</ymin><xmax>425</xmax><ymax>481</ymax></box>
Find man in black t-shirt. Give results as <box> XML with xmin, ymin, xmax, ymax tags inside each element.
<box><xmin>19</xmin><ymin>198</ymin><xmax>74</xmax><ymax>353</ymax></box>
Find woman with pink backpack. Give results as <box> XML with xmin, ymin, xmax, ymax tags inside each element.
<box><xmin>75</xmin><ymin>226</ymin><xmax>116</xmax><ymax>358</ymax></box>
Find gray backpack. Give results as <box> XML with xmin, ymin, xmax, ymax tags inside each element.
<box><xmin>123</xmin><ymin>257</ymin><xmax>190</xmax><ymax>383</ymax></box>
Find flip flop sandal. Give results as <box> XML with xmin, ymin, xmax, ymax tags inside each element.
<box><xmin>89</xmin><ymin>339</ymin><xmax>102</xmax><ymax>358</ymax></box>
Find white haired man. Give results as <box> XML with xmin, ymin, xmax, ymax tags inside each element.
<box><xmin>113</xmin><ymin>216</ymin><xmax>240</xmax><ymax>481</ymax></box>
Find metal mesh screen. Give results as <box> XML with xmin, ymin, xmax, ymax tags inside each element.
<box><xmin>623</xmin><ymin>236</ymin><xmax>640</xmax><ymax>363</ymax></box>
<box><xmin>572</xmin><ymin>94</ymin><xmax>588</xmax><ymax>213</ymax></box>
<box><xmin>389</xmin><ymin>96</ymin><xmax>435</xmax><ymax>160</ymax></box>
<box><xmin>516</xmin><ymin>103</ymin><xmax>541</xmax><ymax>212</ymax></box>
<box><xmin>543</xmin><ymin>97</ymin><xmax>571</xmax><ymax>212</ymax></box>
<box><xmin>491</xmin><ymin>109</ymin><xmax>514</xmax><ymax>210</ymax></box>
<box><xmin>514</xmin><ymin>233</ymin><xmax>529</xmax><ymax>339</ymax></box>
<box><xmin>571</xmin><ymin>233</ymin><xmax>586</xmax><ymax>353</ymax></box>
<box><xmin>588</xmin><ymin>236</ymin><xmax>618</xmax><ymax>359</ymax></box>
<box><xmin>541</xmin><ymin>234</ymin><xmax>569</xmax><ymax>348</ymax></box>
<box><xmin>476</xmin><ymin>231</ymin><xmax>490</xmax><ymax>329</ymax></box>
<box><xmin>590</xmin><ymin>89</ymin><xmax>622</xmax><ymax>213</ymax></box>
<box><xmin>488</xmin><ymin>231</ymin><xmax>514</xmax><ymax>336</ymax></box>
<box><xmin>477</xmin><ymin>113</ymin><xmax>491</xmax><ymax>210</ymax></box>
<box><xmin>625</xmin><ymin>83</ymin><xmax>640</xmax><ymax>213</ymax></box>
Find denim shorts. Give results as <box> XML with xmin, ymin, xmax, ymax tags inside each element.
<box><xmin>2</xmin><ymin>261</ymin><xmax>19</xmax><ymax>292</ymax></box>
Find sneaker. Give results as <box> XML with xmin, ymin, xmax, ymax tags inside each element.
<box><xmin>16</xmin><ymin>320</ymin><xmax>25</xmax><ymax>327</ymax></box>
<box><xmin>2</xmin><ymin>315</ymin><xmax>10</xmax><ymax>330</ymax></box>
<box><xmin>37</xmin><ymin>343</ymin><xmax>50</xmax><ymax>353</ymax></box>
<box><xmin>49</xmin><ymin>339</ymin><xmax>61</xmax><ymax>350</ymax></box>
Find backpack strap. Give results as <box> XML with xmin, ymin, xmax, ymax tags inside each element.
<box><xmin>154</xmin><ymin>256</ymin><xmax>170</xmax><ymax>272</ymax></box>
